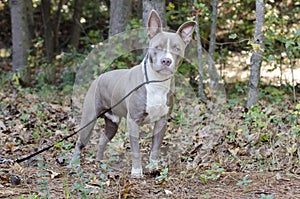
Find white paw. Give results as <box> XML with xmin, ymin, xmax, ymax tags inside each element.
<box><xmin>131</xmin><ymin>167</ymin><xmax>143</xmax><ymax>178</ymax></box>
<box><xmin>68</xmin><ymin>156</ymin><xmax>81</xmax><ymax>168</ymax></box>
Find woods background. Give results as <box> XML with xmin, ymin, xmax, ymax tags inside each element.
<box><xmin>1</xmin><ymin>0</ymin><xmax>299</xmax><ymax>100</ymax></box>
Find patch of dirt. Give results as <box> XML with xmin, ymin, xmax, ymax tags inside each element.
<box><xmin>1</xmin><ymin>159</ymin><xmax>300</xmax><ymax>198</ymax></box>
<box><xmin>219</xmin><ymin>53</ymin><xmax>300</xmax><ymax>85</ymax></box>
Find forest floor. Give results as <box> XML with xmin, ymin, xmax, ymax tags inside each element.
<box><xmin>0</xmin><ymin>57</ymin><xmax>300</xmax><ymax>198</ymax></box>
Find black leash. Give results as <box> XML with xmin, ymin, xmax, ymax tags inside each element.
<box><xmin>144</xmin><ymin>56</ymin><xmax>149</xmax><ymax>82</ymax></box>
<box><xmin>14</xmin><ymin>60</ymin><xmax>170</xmax><ymax>164</ymax></box>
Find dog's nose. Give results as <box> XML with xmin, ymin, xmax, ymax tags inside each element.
<box><xmin>161</xmin><ymin>58</ymin><xmax>172</xmax><ymax>66</ymax></box>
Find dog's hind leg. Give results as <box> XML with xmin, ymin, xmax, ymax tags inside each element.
<box><xmin>96</xmin><ymin>115</ymin><xmax>120</xmax><ymax>161</ymax></box>
<box><xmin>71</xmin><ymin>81</ymin><xmax>103</xmax><ymax>164</ymax></box>
<box><xmin>71</xmin><ymin>111</ymin><xmax>98</xmax><ymax>164</ymax></box>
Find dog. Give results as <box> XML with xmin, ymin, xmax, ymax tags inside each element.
<box><xmin>71</xmin><ymin>10</ymin><xmax>195</xmax><ymax>178</ymax></box>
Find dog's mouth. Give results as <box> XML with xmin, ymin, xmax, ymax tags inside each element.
<box><xmin>157</xmin><ymin>68</ymin><xmax>173</xmax><ymax>75</ymax></box>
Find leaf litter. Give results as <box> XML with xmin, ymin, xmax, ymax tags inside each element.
<box><xmin>0</xmin><ymin>82</ymin><xmax>299</xmax><ymax>198</ymax></box>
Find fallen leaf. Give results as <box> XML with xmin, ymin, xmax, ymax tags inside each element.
<box><xmin>45</xmin><ymin>169</ymin><xmax>62</xmax><ymax>179</ymax></box>
<box><xmin>165</xmin><ymin>189</ymin><xmax>173</xmax><ymax>195</ymax></box>
<box><xmin>0</xmin><ymin>120</ymin><xmax>7</xmax><ymax>130</ymax></box>
<box><xmin>12</xmin><ymin>163</ymin><xmax>23</xmax><ymax>174</ymax></box>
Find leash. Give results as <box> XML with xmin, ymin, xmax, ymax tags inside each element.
<box><xmin>10</xmin><ymin>60</ymin><xmax>170</xmax><ymax>164</ymax></box>
<box><xmin>144</xmin><ymin>55</ymin><xmax>150</xmax><ymax>82</ymax></box>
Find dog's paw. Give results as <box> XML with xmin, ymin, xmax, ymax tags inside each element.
<box><xmin>96</xmin><ymin>152</ymin><xmax>104</xmax><ymax>162</ymax></box>
<box><xmin>68</xmin><ymin>156</ymin><xmax>81</xmax><ymax>169</ymax></box>
<box><xmin>131</xmin><ymin>167</ymin><xmax>143</xmax><ymax>178</ymax></box>
<box><xmin>146</xmin><ymin>159</ymin><xmax>159</xmax><ymax>171</ymax></box>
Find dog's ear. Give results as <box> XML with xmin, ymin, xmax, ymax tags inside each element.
<box><xmin>147</xmin><ymin>10</ymin><xmax>162</xmax><ymax>39</ymax></box>
<box><xmin>177</xmin><ymin>21</ymin><xmax>196</xmax><ymax>45</ymax></box>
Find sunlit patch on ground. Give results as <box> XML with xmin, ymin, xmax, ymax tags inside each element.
<box><xmin>220</xmin><ymin>52</ymin><xmax>300</xmax><ymax>86</ymax></box>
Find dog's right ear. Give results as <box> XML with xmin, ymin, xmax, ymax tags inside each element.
<box><xmin>177</xmin><ymin>21</ymin><xmax>196</xmax><ymax>45</ymax></box>
<box><xmin>147</xmin><ymin>10</ymin><xmax>162</xmax><ymax>39</ymax></box>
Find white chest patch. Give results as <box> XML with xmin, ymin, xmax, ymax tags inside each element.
<box><xmin>145</xmin><ymin>82</ymin><xmax>170</xmax><ymax>123</ymax></box>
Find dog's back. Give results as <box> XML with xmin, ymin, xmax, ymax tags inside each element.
<box><xmin>95</xmin><ymin>64</ymin><xmax>145</xmax><ymax>119</ymax></box>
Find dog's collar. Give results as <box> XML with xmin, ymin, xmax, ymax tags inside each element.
<box><xmin>144</xmin><ymin>57</ymin><xmax>149</xmax><ymax>83</ymax></box>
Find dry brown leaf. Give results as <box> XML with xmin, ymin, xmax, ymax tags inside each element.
<box><xmin>45</xmin><ymin>168</ymin><xmax>62</xmax><ymax>179</ymax></box>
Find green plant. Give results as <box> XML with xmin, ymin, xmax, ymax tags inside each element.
<box><xmin>36</xmin><ymin>158</ymin><xmax>51</xmax><ymax>198</ymax></box>
<box><xmin>181</xmin><ymin>155</ymin><xmax>193</xmax><ymax>162</ymax></box>
<box><xmin>54</xmin><ymin>139</ymin><xmax>74</xmax><ymax>157</ymax></box>
<box><xmin>236</xmin><ymin>175</ymin><xmax>252</xmax><ymax>191</ymax></box>
<box><xmin>203</xmin><ymin>193</ymin><xmax>210</xmax><ymax>199</ymax></box>
<box><xmin>67</xmin><ymin>160</ymin><xmax>109</xmax><ymax>197</ymax></box>
<box><xmin>17</xmin><ymin>195</ymin><xmax>40</xmax><ymax>199</ymax></box>
<box><xmin>156</xmin><ymin>167</ymin><xmax>169</xmax><ymax>182</ymax></box>
<box><xmin>63</xmin><ymin>175</ymin><xmax>71</xmax><ymax>199</ymax></box>
<box><xmin>20</xmin><ymin>112</ymin><xmax>30</xmax><ymax>122</ymax></box>
<box><xmin>0</xmin><ymin>72</ymin><xmax>11</xmax><ymax>88</ymax></box>
<box><xmin>244</xmin><ymin>105</ymin><xmax>268</xmax><ymax>130</ymax></box>
<box><xmin>260</xmin><ymin>86</ymin><xmax>284</xmax><ymax>103</ymax></box>
<box><xmin>70</xmin><ymin>166</ymin><xmax>92</xmax><ymax>198</ymax></box>
<box><xmin>99</xmin><ymin>163</ymin><xmax>111</xmax><ymax>189</ymax></box>
<box><xmin>125</xmin><ymin>18</ymin><xmax>142</xmax><ymax>30</ymax></box>
<box><xmin>200</xmin><ymin>165</ymin><xmax>225</xmax><ymax>183</ymax></box>
<box><xmin>260</xmin><ymin>193</ymin><xmax>274</xmax><ymax>199</ymax></box>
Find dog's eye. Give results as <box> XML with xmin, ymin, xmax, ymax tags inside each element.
<box><xmin>155</xmin><ymin>46</ymin><xmax>162</xmax><ymax>50</ymax></box>
<box><xmin>173</xmin><ymin>47</ymin><xmax>180</xmax><ymax>52</ymax></box>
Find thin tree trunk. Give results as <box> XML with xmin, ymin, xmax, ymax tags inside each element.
<box><xmin>194</xmin><ymin>0</ymin><xmax>206</xmax><ymax>101</ymax></box>
<box><xmin>279</xmin><ymin>7</ymin><xmax>283</xmax><ymax>87</ymax></box>
<box><xmin>288</xmin><ymin>55</ymin><xmax>296</xmax><ymax>103</ymax></box>
<box><xmin>109</xmin><ymin>0</ymin><xmax>132</xmax><ymax>37</ymax></box>
<box><xmin>70</xmin><ymin>0</ymin><xmax>83</xmax><ymax>49</ymax></box>
<box><xmin>41</xmin><ymin>0</ymin><xmax>56</xmax><ymax>83</ymax></box>
<box><xmin>41</xmin><ymin>0</ymin><xmax>54</xmax><ymax>63</ymax></box>
<box><xmin>54</xmin><ymin>0</ymin><xmax>64</xmax><ymax>50</ymax></box>
<box><xmin>207</xmin><ymin>0</ymin><xmax>219</xmax><ymax>88</ymax></box>
<box><xmin>246</xmin><ymin>0</ymin><xmax>265</xmax><ymax>109</ymax></box>
<box><xmin>10</xmin><ymin>0</ymin><xmax>31</xmax><ymax>85</ymax></box>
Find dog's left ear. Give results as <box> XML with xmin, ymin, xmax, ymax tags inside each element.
<box><xmin>147</xmin><ymin>10</ymin><xmax>163</xmax><ymax>39</ymax></box>
<box><xmin>177</xmin><ymin>21</ymin><xmax>196</xmax><ymax>45</ymax></box>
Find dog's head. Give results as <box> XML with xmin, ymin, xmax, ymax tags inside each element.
<box><xmin>147</xmin><ymin>10</ymin><xmax>196</xmax><ymax>77</ymax></box>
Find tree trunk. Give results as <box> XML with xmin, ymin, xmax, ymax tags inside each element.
<box><xmin>194</xmin><ymin>0</ymin><xmax>206</xmax><ymax>101</ymax></box>
<box><xmin>41</xmin><ymin>0</ymin><xmax>54</xmax><ymax>63</ymax></box>
<box><xmin>246</xmin><ymin>0</ymin><xmax>265</xmax><ymax>109</ymax></box>
<box><xmin>132</xmin><ymin>0</ymin><xmax>142</xmax><ymax>19</ymax></box>
<box><xmin>143</xmin><ymin>0</ymin><xmax>166</xmax><ymax>29</ymax></box>
<box><xmin>109</xmin><ymin>0</ymin><xmax>132</xmax><ymax>37</ymax></box>
<box><xmin>207</xmin><ymin>0</ymin><xmax>219</xmax><ymax>88</ymax></box>
<box><xmin>54</xmin><ymin>0</ymin><xmax>64</xmax><ymax>50</ymax></box>
<box><xmin>25</xmin><ymin>0</ymin><xmax>34</xmax><ymax>40</ymax></box>
<box><xmin>41</xmin><ymin>0</ymin><xmax>56</xmax><ymax>83</ymax></box>
<box><xmin>70</xmin><ymin>0</ymin><xmax>83</xmax><ymax>49</ymax></box>
<box><xmin>10</xmin><ymin>0</ymin><xmax>31</xmax><ymax>85</ymax></box>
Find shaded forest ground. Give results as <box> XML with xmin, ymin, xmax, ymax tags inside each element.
<box><xmin>0</xmin><ymin>56</ymin><xmax>300</xmax><ymax>198</ymax></box>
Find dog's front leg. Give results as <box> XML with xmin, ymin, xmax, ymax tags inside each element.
<box><xmin>127</xmin><ymin>116</ymin><xmax>143</xmax><ymax>178</ymax></box>
<box><xmin>149</xmin><ymin>116</ymin><xmax>167</xmax><ymax>170</ymax></box>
